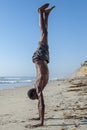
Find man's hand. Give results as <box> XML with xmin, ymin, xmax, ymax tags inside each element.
<box><xmin>29</xmin><ymin>117</ymin><xmax>40</xmax><ymax>120</ymax></box>
<box><xmin>25</xmin><ymin>123</ymin><xmax>43</xmax><ymax>129</ymax></box>
<box><xmin>30</xmin><ymin>123</ymin><xmax>43</xmax><ymax>128</ymax></box>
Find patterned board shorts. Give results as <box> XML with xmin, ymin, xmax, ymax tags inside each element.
<box><xmin>32</xmin><ymin>41</ymin><xmax>49</xmax><ymax>64</ymax></box>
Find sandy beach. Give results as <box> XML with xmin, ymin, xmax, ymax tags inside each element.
<box><xmin>0</xmin><ymin>78</ymin><xmax>87</xmax><ymax>130</ymax></box>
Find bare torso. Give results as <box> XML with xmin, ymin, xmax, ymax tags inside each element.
<box><xmin>35</xmin><ymin>60</ymin><xmax>49</xmax><ymax>91</ymax></box>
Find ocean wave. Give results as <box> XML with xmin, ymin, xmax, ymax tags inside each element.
<box><xmin>0</xmin><ymin>77</ymin><xmax>33</xmax><ymax>84</ymax></box>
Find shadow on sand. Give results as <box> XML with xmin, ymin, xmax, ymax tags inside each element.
<box><xmin>45</xmin><ymin>117</ymin><xmax>87</xmax><ymax>127</ymax></box>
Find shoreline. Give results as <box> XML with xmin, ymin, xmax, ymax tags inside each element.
<box><xmin>0</xmin><ymin>83</ymin><xmax>32</xmax><ymax>91</ymax></box>
<box><xmin>0</xmin><ymin>79</ymin><xmax>59</xmax><ymax>90</ymax></box>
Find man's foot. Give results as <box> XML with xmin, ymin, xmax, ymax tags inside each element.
<box><xmin>38</xmin><ymin>3</ymin><xmax>49</xmax><ymax>12</ymax></box>
<box><xmin>45</xmin><ymin>6</ymin><xmax>55</xmax><ymax>16</ymax></box>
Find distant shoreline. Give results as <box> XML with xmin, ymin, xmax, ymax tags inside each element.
<box><xmin>0</xmin><ymin>76</ymin><xmax>34</xmax><ymax>90</ymax></box>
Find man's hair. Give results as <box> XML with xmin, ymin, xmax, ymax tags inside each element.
<box><xmin>27</xmin><ymin>88</ymin><xmax>37</xmax><ymax>100</ymax></box>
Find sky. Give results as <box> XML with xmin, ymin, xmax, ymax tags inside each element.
<box><xmin>0</xmin><ymin>0</ymin><xmax>87</xmax><ymax>78</ymax></box>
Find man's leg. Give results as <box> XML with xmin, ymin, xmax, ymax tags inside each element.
<box><xmin>38</xmin><ymin>9</ymin><xmax>48</xmax><ymax>45</ymax></box>
<box><xmin>38</xmin><ymin>5</ymin><xmax>55</xmax><ymax>45</ymax></box>
<box><xmin>45</xmin><ymin>6</ymin><xmax>56</xmax><ymax>29</ymax></box>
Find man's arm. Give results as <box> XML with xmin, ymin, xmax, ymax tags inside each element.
<box><xmin>38</xmin><ymin>91</ymin><xmax>45</xmax><ymax>125</ymax></box>
<box><xmin>31</xmin><ymin>91</ymin><xmax>45</xmax><ymax>128</ymax></box>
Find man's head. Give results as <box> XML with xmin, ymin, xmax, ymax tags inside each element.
<box><xmin>27</xmin><ymin>88</ymin><xmax>38</xmax><ymax>100</ymax></box>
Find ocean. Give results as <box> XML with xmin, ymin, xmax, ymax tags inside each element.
<box><xmin>0</xmin><ymin>76</ymin><xmax>35</xmax><ymax>90</ymax></box>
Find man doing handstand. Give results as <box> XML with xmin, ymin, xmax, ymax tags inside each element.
<box><xmin>27</xmin><ymin>3</ymin><xmax>55</xmax><ymax>127</ymax></box>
